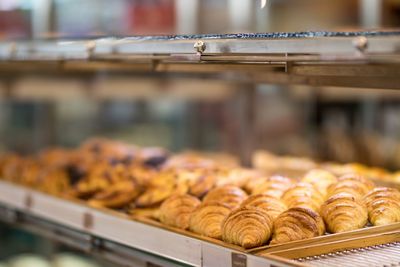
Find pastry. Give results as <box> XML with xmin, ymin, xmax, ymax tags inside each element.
<box><xmin>321</xmin><ymin>193</ymin><xmax>368</xmax><ymax>233</ymax></box>
<box><xmin>327</xmin><ymin>173</ymin><xmax>375</xmax><ymax>199</ymax></box>
<box><xmin>189</xmin><ymin>202</ymin><xmax>231</xmax><ymax>239</ymax></box>
<box><xmin>271</xmin><ymin>207</ymin><xmax>325</xmax><ymax>245</ymax></box>
<box><xmin>202</xmin><ymin>185</ymin><xmax>247</xmax><ymax>209</ymax></box>
<box><xmin>221</xmin><ymin>207</ymin><xmax>273</xmax><ymax>248</ymax></box>
<box><xmin>216</xmin><ymin>168</ymin><xmax>259</xmax><ymax>188</ymax></box>
<box><xmin>88</xmin><ymin>179</ymin><xmax>141</xmax><ymax>208</ymax></box>
<box><xmin>281</xmin><ymin>182</ymin><xmax>324</xmax><ymax>212</ymax></box>
<box><xmin>159</xmin><ymin>194</ymin><xmax>201</xmax><ymax>229</ymax></box>
<box><xmin>301</xmin><ymin>169</ymin><xmax>337</xmax><ymax>196</ymax></box>
<box><xmin>240</xmin><ymin>194</ymin><xmax>286</xmax><ymax>219</ymax></box>
<box><xmin>363</xmin><ymin>187</ymin><xmax>400</xmax><ymax>226</ymax></box>
<box><xmin>250</xmin><ymin>175</ymin><xmax>293</xmax><ymax>198</ymax></box>
<box><xmin>135</xmin><ymin>170</ymin><xmax>190</xmax><ymax>208</ymax></box>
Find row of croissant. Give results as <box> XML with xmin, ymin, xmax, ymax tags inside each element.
<box><xmin>0</xmin><ymin>138</ymin><xmax>399</xmax><ymax>249</ymax></box>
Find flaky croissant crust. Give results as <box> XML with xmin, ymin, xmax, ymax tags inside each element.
<box><xmin>202</xmin><ymin>185</ymin><xmax>247</xmax><ymax>209</ymax></box>
<box><xmin>222</xmin><ymin>207</ymin><xmax>273</xmax><ymax>248</ymax></box>
<box><xmin>301</xmin><ymin>169</ymin><xmax>337</xmax><ymax>196</ymax></box>
<box><xmin>271</xmin><ymin>207</ymin><xmax>325</xmax><ymax>245</ymax></box>
<box><xmin>159</xmin><ymin>194</ymin><xmax>201</xmax><ymax>229</ymax></box>
<box><xmin>363</xmin><ymin>187</ymin><xmax>400</xmax><ymax>226</ymax></box>
<box><xmin>281</xmin><ymin>183</ymin><xmax>324</xmax><ymax>212</ymax></box>
<box><xmin>189</xmin><ymin>202</ymin><xmax>231</xmax><ymax>239</ymax></box>
<box><xmin>240</xmin><ymin>194</ymin><xmax>287</xmax><ymax>219</ymax></box>
<box><xmin>321</xmin><ymin>192</ymin><xmax>368</xmax><ymax>233</ymax></box>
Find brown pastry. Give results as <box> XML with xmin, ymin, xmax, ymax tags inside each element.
<box><xmin>321</xmin><ymin>193</ymin><xmax>368</xmax><ymax>233</ymax></box>
<box><xmin>221</xmin><ymin>207</ymin><xmax>273</xmax><ymax>248</ymax></box>
<box><xmin>250</xmin><ymin>175</ymin><xmax>293</xmax><ymax>198</ymax></box>
<box><xmin>281</xmin><ymin>182</ymin><xmax>325</xmax><ymax>212</ymax></box>
<box><xmin>135</xmin><ymin>170</ymin><xmax>190</xmax><ymax>208</ymax></box>
<box><xmin>159</xmin><ymin>194</ymin><xmax>201</xmax><ymax>229</ymax></box>
<box><xmin>240</xmin><ymin>194</ymin><xmax>286</xmax><ymax>219</ymax></box>
<box><xmin>363</xmin><ymin>187</ymin><xmax>400</xmax><ymax>226</ymax></box>
<box><xmin>189</xmin><ymin>202</ymin><xmax>231</xmax><ymax>239</ymax></box>
<box><xmin>216</xmin><ymin>168</ymin><xmax>260</xmax><ymax>188</ymax></box>
<box><xmin>271</xmin><ymin>207</ymin><xmax>325</xmax><ymax>245</ymax></box>
<box><xmin>301</xmin><ymin>169</ymin><xmax>337</xmax><ymax>196</ymax></box>
<box><xmin>327</xmin><ymin>173</ymin><xmax>375</xmax><ymax>199</ymax></box>
<box><xmin>202</xmin><ymin>185</ymin><xmax>247</xmax><ymax>209</ymax></box>
<box><xmin>88</xmin><ymin>179</ymin><xmax>141</xmax><ymax>208</ymax></box>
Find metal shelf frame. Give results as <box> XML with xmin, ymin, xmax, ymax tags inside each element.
<box><xmin>0</xmin><ymin>180</ymin><xmax>299</xmax><ymax>267</ymax></box>
<box><xmin>0</xmin><ymin>31</ymin><xmax>400</xmax><ymax>89</ymax></box>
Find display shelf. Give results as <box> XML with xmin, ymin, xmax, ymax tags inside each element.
<box><xmin>0</xmin><ymin>180</ymin><xmax>299</xmax><ymax>267</ymax></box>
<box><xmin>0</xmin><ymin>31</ymin><xmax>400</xmax><ymax>89</ymax></box>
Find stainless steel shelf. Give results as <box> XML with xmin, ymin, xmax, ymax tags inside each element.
<box><xmin>0</xmin><ymin>32</ymin><xmax>399</xmax><ymax>89</ymax></box>
<box><xmin>0</xmin><ymin>181</ymin><xmax>299</xmax><ymax>267</ymax></box>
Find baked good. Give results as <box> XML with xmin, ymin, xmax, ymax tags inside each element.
<box><xmin>215</xmin><ymin>168</ymin><xmax>259</xmax><ymax>188</ymax></box>
<box><xmin>88</xmin><ymin>179</ymin><xmax>141</xmax><ymax>208</ymax></box>
<box><xmin>250</xmin><ymin>175</ymin><xmax>293</xmax><ymax>198</ymax></box>
<box><xmin>240</xmin><ymin>194</ymin><xmax>286</xmax><ymax>219</ymax></box>
<box><xmin>186</xmin><ymin>170</ymin><xmax>217</xmax><ymax>198</ymax></box>
<box><xmin>202</xmin><ymin>185</ymin><xmax>247</xmax><ymax>209</ymax></box>
<box><xmin>281</xmin><ymin>182</ymin><xmax>324</xmax><ymax>212</ymax></box>
<box><xmin>363</xmin><ymin>187</ymin><xmax>400</xmax><ymax>226</ymax></box>
<box><xmin>189</xmin><ymin>202</ymin><xmax>231</xmax><ymax>239</ymax></box>
<box><xmin>327</xmin><ymin>173</ymin><xmax>375</xmax><ymax>199</ymax></box>
<box><xmin>301</xmin><ymin>169</ymin><xmax>337</xmax><ymax>196</ymax></box>
<box><xmin>321</xmin><ymin>193</ymin><xmax>368</xmax><ymax>233</ymax></box>
<box><xmin>159</xmin><ymin>194</ymin><xmax>201</xmax><ymax>229</ymax></box>
<box><xmin>271</xmin><ymin>207</ymin><xmax>325</xmax><ymax>245</ymax></box>
<box><xmin>221</xmin><ymin>207</ymin><xmax>273</xmax><ymax>248</ymax></box>
<box><xmin>135</xmin><ymin>170</ymin><xmax>190</xmax><ymax>208</ymax></box>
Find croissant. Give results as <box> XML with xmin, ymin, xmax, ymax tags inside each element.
<box><xmin>159</xmin><ymin>194</ymin><xmax>201</xmax><ymax>229</ymax></box>
<box><xmin>271</xmin><ymin>207</ymin><xmax>325</xmax><ymax>245</ymax></box>
<box><xmin>251</xmin><ymin>175</ymin><xmax>293</xmax><ymax>198</ymax></box>
<box><xmin>363</xmin><ymin>187</ymin><xmax>400</xmax><ymax>226</ymax></box>
<box><xmin>327</xmin><ymin>173</ymin><xmax>375</xmax><ymax>199</ymax></box>
<box><xmin>189</xmin><ymin>202</ymin><xmax>231</xmax><ymax>239</ymax></box>
<box><xmin>321</xmin><ymin>193</ymin><xmax>368</xmax><ymax>233</ymax></box>
<box><xmin>135</xmin><ymin>170</ymin><xmax>190</xmax><ymax>207</ymax></box>
<box><xmin>188</xmin><ymin>171</ymin><xmax>217</xmax><ymax>198</ymax></box>
<box><xmin>281</xmin><ymin>183</ymin><xmax>324</xmax><ymax>212</ymax></box>
<box><xmin>301</xmin><ymin>169</ymin><xmax>337</xmax><ymax>196</ymax></box>
<box><xmin>221</xmin><ymin>207</ymin><xmax>273</xmax><ymax>248</ymax></box>
<box><xmin>88</xmin><ymin>180</ymin><xmax>141</xmax><ymax>208</ymax></box>
<box><xmin>240</xmin><ymin>194</ymin><xmax>286</xmax><ymax>219</ymax></box>
<box><xmin>216</xmin><ymin>168</ymin><xmax>259</xmax><ymax>188</ymax></box>
<box><xmin>202</xmin><ymin>185</ymin><xmax>247</xmax><ymax>209</ymax></box>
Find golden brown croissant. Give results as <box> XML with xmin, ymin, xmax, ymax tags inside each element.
<box><xmin>327</xmin><ymin>173</ymin><xmax>375</xmax><ymax>199</ymax></box>
<box><xmin>281</xmin><ymin>182</ymin><xmax>324</xmax><ymax>212</ymax></box>
<box><xmin>88</xmin><ymin>179</ymin><xmax>141</xmax><ymax>208</ymax></box>
<box><xmin>250</xmin><ymin>175</ymin><xmax>293</xmax><ymax>198</ymax></box>
<box><xmin>363</xmin><ymin>187</ymin><xmax>400</xmax><ymax>226</ymax></box>
<box><xmin>202</xmin><ymin>185</ymin><xmax>247</xmax><ymax>209</ymax></box>
<box><xmin>135</xmin><ymin>170</ymin><xmax>190</xmax><ymax>208</ymax></box>
<box><xmin>240</xmin><ymin>194</ymin><xmax>286</xmax><ymax>219</ymax></box>
<box><xmin>301</xmin><ymin>169</ymin><xmax>337</xmax><ymax>196</ymax></box>
<box><xmin>189</xmin><ymin>202</ymin><xmax>231</xmax><ymax>239</ymax></box>
<box><xmin>159</xmin><ymin>194</ymin><xmax>201</xmax><ymax>229</ymax></box>
<box><xmin>216</xmin><ymin>168</ymin><xmax>259</xmax><ymax>188</ymax></box>
<box><xmin>221</xmin><ymin>207</ymin><xmax>273</xmax><ymax>248</ymax></box>
<box><xmin>271</xmin><ymin>207</ymin><xmax>325</xmax><ymax>245</ymax></box>
<box><xmin>321</xmin><ymin>193</ymin><xmax>368</xmax><ymax>233</ymax></box>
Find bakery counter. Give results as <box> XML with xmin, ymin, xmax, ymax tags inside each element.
<box><xmin>0</xmin><ymin>180</ymin><xmax>299</xmax><ymax>267</ymax></box>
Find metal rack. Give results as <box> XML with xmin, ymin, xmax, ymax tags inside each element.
<box><xmin>0</xmin><ymin>180</ymin><xmax>299</xmax><ymax>267</ymax></box>
<box><xmin>0</xmin><ymin>31</ymin><xmax>400</xmax><ymax>89</ymax></box>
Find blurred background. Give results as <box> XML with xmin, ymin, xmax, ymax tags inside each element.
<box><xmin>0</xmin><ymin>2</ymin><xmax>400</xmax><ymax>264</ymax></box>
